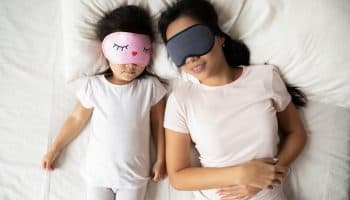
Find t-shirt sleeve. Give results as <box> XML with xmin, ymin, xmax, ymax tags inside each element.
<box><xmin>270</xmin><ymin>66</ymin><xmax>291</xmax><ymax>112</ymax></box>
<box><xmin>76</xmin><ymin>78</ymin><xmax>94</xmax><ymax>108</ymax></box>
<box><xmin>151</xmin><ymin>77</ymin><xmax>167</xmax><ymax>106</ymax></box>
<box><xmin>164</xmin><ymin>92</ymin><xmax>189</xmax><ymax>134</ymax></box>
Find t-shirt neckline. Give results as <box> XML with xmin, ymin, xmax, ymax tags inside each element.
<box><xmin>198</xmin><ymin>66</ymin><xmax>247</xmax><ymax>90</ymax></box>
<box><xmin>100</xmin><ymin>74</ymin><xmax>136</xmax><ymax>88</ymax></box>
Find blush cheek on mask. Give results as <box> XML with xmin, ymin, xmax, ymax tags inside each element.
<box><xmin>102</xmin><ymin>32</ymin><xmax>152</xmax><ymax>66</ymax></box>
<box><xmin>166</xmin><ymin>24</ymin><xmax>215</xmax><ymax>67</ymax></box>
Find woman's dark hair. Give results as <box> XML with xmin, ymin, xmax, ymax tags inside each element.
<box><xmin>158</xmin><ymin>0</ymin><xmax>306</xmax><ymax>107</ymax></box>
<box><xmin>95</xmin><ymin>5</ymin><xmax>166</xmax><ymax>84</ymax></box>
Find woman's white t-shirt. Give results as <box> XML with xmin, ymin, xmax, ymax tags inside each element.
<box><xmin>77</xmin><ymin>75</ymin><xmax>167</xmax><ymax>189</ymax></box>
<box><xmin>164</xmin><ymin>65</ymin><xmax>291</xmax><ymax>199</ymax></box>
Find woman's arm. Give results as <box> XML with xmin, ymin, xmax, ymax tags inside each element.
<box><xmin>166</xmin><ymin>129</ymin><xmax>289</xmax><ymax>191</ymax></box>
<box><xmin>276</xmin><ymin>102</ymin><xmax>307</xmax><ymax>166</ymax></box>
<box><xmin>150</xmin><ymin>98</ymin><xmax>166</xmax><ymax>181</ymax></box>
<box><xmin>217</xmin><ymin>103</ymin><xmax>305</xmax><ymax>199</ymax></box>
<box><xmin>42</xmin><ymin>102</ymin><xmax>93</xmax><ymax>170</ymax></box>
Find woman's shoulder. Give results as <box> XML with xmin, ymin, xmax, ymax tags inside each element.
<box><xmin>245</xmin><ymin>64</ymin><xmax>276</xmax><ymax>72</ymax></box>
<box><xmin>168</xmin><ymin>79</ymin><xmax>195</xmax><ymax>98</ymax></box>
<box><xmin>243</xmin><ymin>64</ymin><xmax>278</xmax><ymax>79</ymax></box>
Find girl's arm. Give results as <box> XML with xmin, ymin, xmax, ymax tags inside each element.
<box><xmin>42</xmin><ymin>102</ymin><xmax>93</xmax><ymax>170</ymax></box>
<box><xmin>276</xmin><ymin>102</ymin><xmax>307</xmax><ymax>166</ymax></box>
<box><xmin>150</xmin><ymin>98</ymin><xmax>166</xmax><ymax>181</ymax></box>
<box><xmin>166</xmin><ymin>129</ymin><xmax>289</xmax><ymax>191</ymax></box>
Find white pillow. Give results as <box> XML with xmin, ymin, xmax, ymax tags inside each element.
<box><xmin>229</xmin><ymin>0</ymin><xmax>350</xmax><ymax>108</ymax></box>
<box><xmin>62</xmin><ymin>0</ymin><xmax>350</xmax><ymax>108</ymax></box>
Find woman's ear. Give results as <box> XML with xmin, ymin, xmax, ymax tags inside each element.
<box><xmin>216</xmin><ymin>35</ymin><xmax>225</xmax><ymax>47</ymax></box>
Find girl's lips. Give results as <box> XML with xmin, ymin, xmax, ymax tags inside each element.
<box><xmin>192</xmin><ymin>63</ymin><xmax>205</xmax><ymax>73</ymax></box>
<box><xmin>124</xmin><ymin>71</ymin><xmax>136</xmax><ymax>74</ymax></box>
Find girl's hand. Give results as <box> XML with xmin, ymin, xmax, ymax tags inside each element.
<box><xmin>151</xmin><ymin>160</ymin><xmax>166</xmax><ymax>182</ymax></box>
<box><xmin>237</xmin><ymin>158</ymin><xmax>288</xmax><ymax>189</ymax></box>
<box><xmin>217</xmin><ymin>185</ymin><xmax>261</xmax><ymax>200</ymax></box>
<box><xmin>42</xmin><ymin>149</ymin><xmax>60</xmax><ymax>171</ymax></box>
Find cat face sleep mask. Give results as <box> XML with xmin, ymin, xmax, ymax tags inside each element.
<box><xmin>102</xmin><ymin>32</ymin><xmax>152</xmax><ymax>66</ymax></box>
<box><xmin>166</xmin><ymin>24</ymin><xmax>215</xmax><ymax>67</ymax></box>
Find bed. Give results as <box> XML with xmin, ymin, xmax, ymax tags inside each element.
<box><xmin>0</xmin><ymin>0</ymin><xmax>349</xmax><ymax>199</ymax></box>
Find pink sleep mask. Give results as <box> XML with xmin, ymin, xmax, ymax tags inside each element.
<box><xmin>101</xmin><ymin>32</ymin><xmax>152</xmax><ymax>66</ymax></box>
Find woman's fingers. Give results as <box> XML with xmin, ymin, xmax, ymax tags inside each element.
<box><xmin>218</xmin><ymin>185</ymin><xmax>261</xmax><ymax>200</ymax></box>
<box><xmin>258</xmin><ymin>157</ymin><xmax>278</xmax><ymax>165</ymax></box>
<box><xmin>220</xmin><ymin>195</ymin><xmax>245</xmax><ymax>200</ymax></box>
<box><xmin>219</xmin><ymin>190</ymin><xmax>245</xmax><ymax>200</ymax></box>
<box><xmin>275</xmin><ymin>165</ymin><xmax>289</xmax><ymax>176</ymax></box>
<box><xmin>240</xmin><ymin>159</ymin><xmax>289</xmax><ymax>189</ymax></box>
<box><xmin>274</xmin><ymin>173</ymin><xmax>285</xmax><ymax>183</ymax></box>
<box><xmin>218</xmin><ymin>185</ymin><xmax>242</xmax><ymax>193</ymax></box>
<box><xmin>255</xmin><ymin>157</ymin><xmax>288</xmax><ymax>174</ymax></box>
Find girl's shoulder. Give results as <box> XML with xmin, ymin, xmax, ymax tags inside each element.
<box><xmin>139</xmin><ymin>75</ymin><xmax>164</xmax><ymax>88</ymax></box>
<box><xmin>83</xmin><ymin>74</ymin><xmax>104</xmax><ymax>84</ymax></box>
<box><xmin>78</xmin><ymin>75</ymin><xmax>109</xmax><ymax>92</ymax></box>
<box><xmin>141</xmin><ymin>75</ymin><xmax>159</xmax><ymax>83</ymax></box>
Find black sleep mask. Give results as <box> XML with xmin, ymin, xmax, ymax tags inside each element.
<box><xmin>166</xmin><ymin>24</ymin><xmax>215</xmax><ymax>67</ymax></box>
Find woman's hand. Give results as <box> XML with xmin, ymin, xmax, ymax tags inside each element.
<box><xmin>217</xmin><ymin>185</ymin><xmax>261</xmax><ymax>200</ymax></box>
<box><xmin>237</xmin><ymin>158</ymin><xmax>288</xmax><ymax>189</ymax></box>
<box><xmin>151</xmin><ymin>160</ymin><xmax>166</xmax><ymax>182</ymax></box>
<box><xmin>42</xmin><ymin>149</ymin><xmax>60</xmax><ymax>171</ymax></box>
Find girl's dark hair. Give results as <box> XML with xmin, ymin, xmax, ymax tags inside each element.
<box><xmin>95</xmin><ymin>5</ymin><xmax>166</xmax><ymax>84</ymax></box>
<box><xmin>158</xmin><ymin>0</ymin><xmax>306</xmax><ymax>107</ymax></box>
<box><xmin>95</xmin><ymin>5</ymin><xmax>155</xmax><ymax>42</ymax></box>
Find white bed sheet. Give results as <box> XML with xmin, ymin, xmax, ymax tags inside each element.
<box><xmin>0</xmin><ymin>0</ymin><xmax>67</xmax><ymax>199</ymax></box>
<box><xmin>0</xmin><ymin>0</ymin><xmax>349</xmax><ymax>200</ymax></box>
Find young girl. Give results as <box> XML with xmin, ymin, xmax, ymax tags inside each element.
<box><xmin>42</xmin><ymin>5</ymin><xmax>167</xmax><ymax>200</ymax></box>
<box><xmin>159</xmin><ymin>0</ymin><xmax>307</xmax><ymax>199</ymax></box>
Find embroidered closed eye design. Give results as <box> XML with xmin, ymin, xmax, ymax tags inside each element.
<box><xmin>113</xmin><ymin>43</ymin><xmax>129</xmax><ymax>51</ymax></box>
<box><xmin>143</xmin><ymin>47</ymin><xmax>151</xmax><ymax>54</ymax></box>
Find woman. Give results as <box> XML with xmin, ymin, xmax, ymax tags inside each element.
<box><xmin>158</xmin><ymin>0</ymin><xmax>307</xmax><ymax>199</ymax></box>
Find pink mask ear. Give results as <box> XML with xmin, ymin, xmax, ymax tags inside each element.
<box><xmin>101</xmin><ymin>32</ymin><xmax>152</xmax><ymax>66</ymax></box>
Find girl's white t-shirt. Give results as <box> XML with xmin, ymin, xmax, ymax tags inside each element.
<box><xmin>77</xmin><ymin>75</ymin><xmax>167</xmax><ymax>189</ymax></box>
<box><xmin>164</xmin><ymin>65</ymin><xmax>291</xmax><ymax>200</ymax></box>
